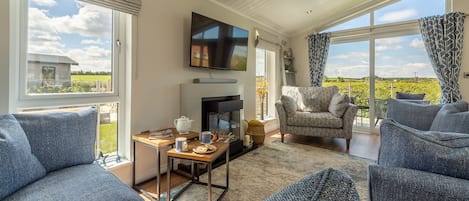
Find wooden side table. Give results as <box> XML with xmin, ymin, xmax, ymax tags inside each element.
<box><xmin>167</xmin><ymin>141</ymin><xmax>229</xmax><ymax>201</ymax></box>
<box><xmin>132</xmin><ymin>128</ymin><xmax>199</xmax><ymax>200</ymax></box>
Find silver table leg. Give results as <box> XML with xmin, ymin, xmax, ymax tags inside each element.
<box><xmin>226</xmin><ymin>148</ymin><xmax>229</xmax><ymax>189</ymax></box>
<box><xmin>167</xmin><ymin>157</ymin><xmax>171</xmax><ymax>201</ymax></box>
<box><xmin>208</xmin><ymin>163</ymin><xmax>212</xmax><ymax>201</ymax></box>
<box><xmin>156</xmin><ymin>147</ymin><xmax>161</xmax><ymax>200</ymax></box>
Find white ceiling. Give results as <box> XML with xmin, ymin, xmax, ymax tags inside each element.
<box><xmin>210</xmin><ymin>0</ymin><xmax>395</xmax><ymax>36</ymax></box>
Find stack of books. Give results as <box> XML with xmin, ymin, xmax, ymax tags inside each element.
<box><xmin>145</xmin><ymin>129</ymin><xmax>173</xmax><ymax>140</ymax></box>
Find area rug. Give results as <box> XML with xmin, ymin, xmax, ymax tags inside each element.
<box><xmin>172</xmin><ymin>140</ymin><xmax>374</xmax><ymax>201</ymax></box>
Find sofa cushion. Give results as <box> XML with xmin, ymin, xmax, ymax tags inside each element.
<box><xmin>396</xmin><ymin>92</ymin><xmax>425</xmax><ymax>100</ymax></box>
<box><xmin>282</xmin><ymin>86</ymin><xmax>338</xmax><ymax>112</ymax></box>
<box><xmin>14</xmin><ymin>107</ymin><xmax>98</xmax><ymax>173</ymax></box>
<box><xmin>379</xmin><ymin>119</ymin><xmax>469</xmax><ymax>180</ymax></box>
<box><xmin>287</xmin><ymin>112</ymin><xmax>343</xmax><ymax>128</ymax></box>
<box><xmin>328</xmin><ymin>93</ymin><xmax>349</xmax><ymax>117</ymax></box>
<box><xmin>369</xmin><ymin>165</ymin><xmax>469</xmax><ymax>201</ymax></box>
<box><xmin>265</xmin><ymin>168</ymin><xmax>359</xmax><ymax>201</ymax></box>
<box><xmin>430</xmin><ymin>102</ymin><xmax>469</xmax><ymax>133</ymax></box>
<box><xmin>3</xmin><ymin>164</ymin><xmax>143</xmax><ymax>201</ymax></box>
<box><xmin>281</xmin><ymin>95</ymin><xmax>297</xmax><ymax>116</ymax></box>
<box><xmin>0</xmin><ymin>114</ymin><xmax>46</xmax><ymax>200</ymax></box>
<box><xmin>386</xmin><ymin>98</ymin><xmax>442</xmax><ymax>131</ymax></box>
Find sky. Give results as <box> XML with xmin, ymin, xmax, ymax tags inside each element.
<box><xmin>323</xmin><ymin>0</ymin><xmax>445</xmax><ymax>79</ymax></box>
<box><xmin>28</xmin><ymin>0</ymin><xmax>113</xmax><ymax>72</ymax></box>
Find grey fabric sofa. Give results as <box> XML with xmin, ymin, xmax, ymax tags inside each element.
<box><xmin>275</xmin><ymin>86</ymin><xmax>358</xmax><ymax>150</ymax></box>
<box><xmin>369</xmin><ymin>99</ymin><xmax>469</xmax><ymax>201</ymax></box>
<box><xmin>0</xmin><ymin>107</ymin><xmax>142</xmax><ymax>201</ymax></box>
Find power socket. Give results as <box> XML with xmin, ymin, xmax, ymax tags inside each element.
<box><xmin>465</xmin><ymin>72</ymin><xmax>469</xmax><ymax>79</ymax></box>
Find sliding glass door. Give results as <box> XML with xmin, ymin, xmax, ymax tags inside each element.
<box><xmin>323</xmin><ymin>41</ymin><xmax>371</xmax><ymax>128</ymax></box>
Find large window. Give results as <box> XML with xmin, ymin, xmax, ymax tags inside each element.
<box><xmin>13</xmin><ymin>0</ymin><xmax>130</xmax><ymax>166</ymax></box>
<box><xmin>26</xmin><ymin>0</ymin><xmax>114</xmax><ymax>95</ymax></box>
<box><xmin>374</xmin><ymin>0</ymin><xmax>445</xmax><ymax>25</ymax></box>
<box><xmin>321</xmin><ymin>0</ymin><xmax>444</xmax><ymax>130</ymax></box>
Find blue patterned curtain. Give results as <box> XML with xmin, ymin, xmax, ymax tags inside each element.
<box><xmin>418</xmin><ymin>12</ymin><xmax>465</xmax><ymax>103</ymax></box>
<box><xmin>308</xmin><ymin>33</ymin><xmax>331</xmax><ymax>87</ymax></box>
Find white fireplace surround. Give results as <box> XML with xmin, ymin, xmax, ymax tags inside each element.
<box><xmin>180</xmin><ymin>83</ymin><xmax>244</xmax><ymax>136</ymax></box>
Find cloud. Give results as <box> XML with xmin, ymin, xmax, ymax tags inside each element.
<box><xmin>32</xmin><ymin>0</ymin><xmax>56</xmax><ymax>7</ymax></box>
<box><xmin>332</xmin><ymin>52</ymin><xmax>368</xmax><ymax>60</ymax></box>
<box><xmin>376</xmin><ymin>37</ymin><xmax>403</xmax><ymax>52</ymax></box>
<box><xmin>81</xmin><ymin>39</ymin><xmax>103</xmax><ymax>45</ymax></box>
<box><xmin>28</xmin><ymin>8</ymin><xmax>64</xmax><ymax>54</ymax></box>
<box><xmin>324</xmin><ymin>64</ymin><xmax>369</xmax><ymax>79</ymax></box>
<box><xmin>375</xmin><ymin>63</ymin><xmax>436</xmax><ymax>78</ymax></box>
<box><xmin>410</xmin><ymin>39</ymin><xmax>425</xmax><ymax>49</ymax></box>
<box><xmin>28</xmin><ymin>3</ymin><xmax>113</xmax><ymax>72</ymax></box>
<box><xmin>53</xmin><ymin>3</ymin><xmax>112</xmax><ymax>37</ymax></box>
<box><xmin>378</xmin><ymin>9</ymin><xmax>417</xmax><ymax>22</ymax></box>
<box><xmin>68</xmin><ymin>46</ymin><xmax>112</xmax><ymax>72</ymax></box>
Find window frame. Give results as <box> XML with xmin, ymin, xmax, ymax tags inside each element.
<box><xmin>11</xmin><ymin>0</ymin><xmax>131</xmax><ymax>165</ymax></box>
<box><xmin>321</xmin><ymin>3</ymin><xmax>444</xmax><ymax>133</ymax></box>
<box><xmin>17</xmin><ymin>1</ymin><xmax>121</xmax><ymax>107</ymax></box>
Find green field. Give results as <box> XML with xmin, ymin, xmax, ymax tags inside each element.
<box><xmin>71</xmin><ymin>75</ymin><xmax>111</xmax><ymax>82</ymax></box>
<box><xmin>99</xmin><ymin>122</ymin><xmax>117</xmax><ymax>154</ymax></box>
<box><xmin>323</xmin><ymin>77</ymin><xmax>441</xmax><ymax>105</ymax></box>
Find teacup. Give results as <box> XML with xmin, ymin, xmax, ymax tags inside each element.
<box><xmin>200</xmin><ymin>131</ymin><xmax>214</xmax><ymax>144</ymax></box>
<box><xmin>175</xmin><ymin>137</ymin><xmax>188</xmax><ymax>152</ymax></box>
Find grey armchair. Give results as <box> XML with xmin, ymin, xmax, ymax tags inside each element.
<box><xmin>369</xmin><ymin>98</ymin><xmax>469</xmax><ymax>201</ymax></box>
<box><xmin>275</xmin><ymin>86</ymin><xmax>358</xmax><ymax>150</ymax></box>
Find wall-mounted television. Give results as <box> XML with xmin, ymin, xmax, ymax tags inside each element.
<box><xmin>190</xmin><ymin>12</ymin><xmax>249</xmax><ymax>71</ymax></box>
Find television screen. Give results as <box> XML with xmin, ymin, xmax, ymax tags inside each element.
<box><xmin>190</xmin><ymin>12</ymin><xmax>248</xmax><ymax>71</ymax></box>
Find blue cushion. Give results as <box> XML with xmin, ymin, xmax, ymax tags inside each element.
<box><xmin>379</xmin><ymin>119</ymin><xmax>469</xmax><ymax>180</ymax></box>
<box><xmin>396</xmin><ymin>92</ymin><xmax>425</xmax><ymax>100</ymax></box>
<box><xmin>430</xmin><ymin>102</ymin><xmax>469</xmax><ymax>133</ymax></box>
<box><xmin>14</xmin><ymin>107</ymin><xmax>98</xmax><ymax>172</ymax></box>
<box><xmin>386</xmin><ymin>98</ymin><xmax>442</xmax><ymax>131</ymax></box>
<box><xmin>4</xmin><ymin>164</ymin><xmax>143</xmax><ymax>201</ymax></box>
<box><xmin>0</xmin><ymin>114</ymin><xmax>46</xmax><ymax>200</ymax></box>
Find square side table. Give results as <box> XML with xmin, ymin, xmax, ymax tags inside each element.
<box><xmin>132</xmin><ymin>128</ymin><xmax>199</xmax><ymax>200</ymax></box>
<box><xmin>167</xmin><ymin>141</ymin><xmax>229</xmax><ymax>201</ymax></box>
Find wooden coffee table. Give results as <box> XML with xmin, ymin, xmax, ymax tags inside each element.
<box><xmin>166</xmin><ymin>141</ymin><xmax>229</xmax><ymax>201</ymax></box>
<box><xmin>132</xmin><ymin>128</ymin><xmax>199</xmax><ymax>200</ymax></box>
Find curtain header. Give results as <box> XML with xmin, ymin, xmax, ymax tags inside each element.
<box><xmin>79</xmin><ymin>0</ymin><xmax>142</xmax><ymax>16</ymax></box>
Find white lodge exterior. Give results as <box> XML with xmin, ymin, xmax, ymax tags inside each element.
<box><xmin>27</xmin><ymin>53</ymin><xmax>78</xmax><ymax>88</ymax></box>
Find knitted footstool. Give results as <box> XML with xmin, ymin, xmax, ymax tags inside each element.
<box><xmin>264</xmin><ymin>168</ymin><xmax>360</xmax><ymax>201</ymax></box>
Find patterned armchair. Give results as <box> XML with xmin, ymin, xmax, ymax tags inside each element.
<box><xmin>275</xmin><ymin>86</ymin><xmax>358</xmax><ymax>150</ymax></box>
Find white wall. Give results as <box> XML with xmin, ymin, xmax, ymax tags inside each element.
<box><xmin>290</xmin><ymin>32</ymin><xmax>310</xmax><ymax>87</ymax></box>
<box><xmin>130</xmin><ymin>0</ymin><xmax>286</xmax><ymax>183</ymax></box>
<box><xmin>0</xmin><ymin>0</ymin><xmax>10</xmax><ymax>114</ymax></box>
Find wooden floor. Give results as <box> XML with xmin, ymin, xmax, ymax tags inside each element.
<box><xmin>267</xmin><ymin>130</ymin><xmax>380</xmax><ymax>160</ymax></box>
<box><xmin>137</xmin><ymin>130</ymin><xmax>380</xmax><ymax>200</ymax></box>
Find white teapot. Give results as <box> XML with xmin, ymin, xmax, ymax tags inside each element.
<box><xmin>173</xmin><ymin>116</ymin><xmax>194</xmax><ymax>134</ymax></box>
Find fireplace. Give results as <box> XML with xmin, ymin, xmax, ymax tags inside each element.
<box><xmin>202</xmin><ymin>95</ymin><xmax>242</xmax><ymax>140</ymax></box>
<box><xmin>202</xmin><ymin>95</ymin><xmax>244</xmax><ymax>156</ymax></box>
<box><xmin>179</xmin><ymin>83</ymin><xmax>256</xmax><ymax>165</ymax></box>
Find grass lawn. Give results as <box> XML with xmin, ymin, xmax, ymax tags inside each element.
<box><xmin>99</xmin><ymin>121</ymin><xmax>117</xmax><ymax>154</ymax></box>
<box><xmin>71</xmin><ymin>75</ymin><xmax>111</xmax><ymax>82</ymax></box>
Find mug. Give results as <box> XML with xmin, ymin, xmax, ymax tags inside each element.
<box><xmin>175</xmin><ymin>137</ymin><xmax>188</xmax><ymax>152</ymax></box>
<box><xmin>200</xmin><ymin>131</ymin><xmax>214</xmax><ymax>144</ymax></box>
